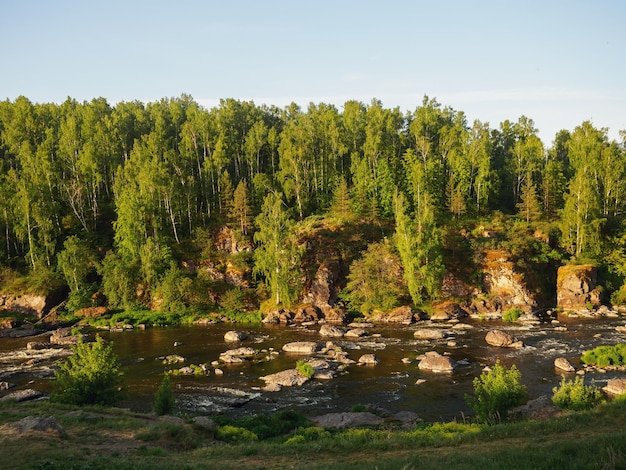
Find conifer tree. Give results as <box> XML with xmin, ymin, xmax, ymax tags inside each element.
<box><xmin>219</xmin><ymin>170</ymin><xmax>234</xmax><ymax>217</ymax></box>
<box><xmin>330</xmin><ymin>177</ymin><xmax>351</xmax><ymax>222</ymax></box>
<box><xmin>516</xmin><ymin>174</ymin><xmax>542</xmax><ymax>222</ymax></box>
<box><xmin>229</xmin><ymin>179</ymin><xmax>253</xmax><ymax>235</ymax></box>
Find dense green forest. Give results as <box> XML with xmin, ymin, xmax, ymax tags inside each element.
<box><xmin>1</xmin><ymin>94</ymin><xmax>625</xmax><ymax>318</ymax></box>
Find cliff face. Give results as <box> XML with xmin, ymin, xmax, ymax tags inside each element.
<box><xmin>480</xmin><ymin>250</ymin><xmax>537</xmax><ymax>313</ymax></box>
<box><xmin>556</xmin><ymin>265</ymin><xmax>600</xmax><ymax>310</ymax></box>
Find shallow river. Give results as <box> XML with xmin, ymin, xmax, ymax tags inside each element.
<box><xmin>1</xmin><ymin>316</ymin><xmax>625</xmax><ymax>422</ymax></box>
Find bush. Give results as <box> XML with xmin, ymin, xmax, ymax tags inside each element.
<box><xmin>581</xmin><ymin>344</ymin><xmax>626</xmax><ymax>367</ymax></box>
<box><xmin>465</xmin><ymin>361</ymin><xmax>527</xmax><ymax>423</ymax></box>
<box><xmin>216</xmin><ymin>425</ymin><xmax>258</xmax><ymax>443</ymax></box>
<box><xmin>552</xmin><ymin>376</ymin><xmax>603</xmax><ymax>411</ymax></box>
<box><xmin>153</xmin><ymin>373</ymin><xmax>175</xmax><ymax>415</ymax></box>
<box><xmin>502</xmin><ymin>307</ymin><xmax>523</xmax><ymax>323</ymax></box>
<box><xmin>51</xmin><ymin>336</ymin><xmax>124</xmax><ymax>406</ymax></box>
<box><xmin>296</xmin><ymin>360</ymin><xmax>315</xmax><ymax>379</ymax></box>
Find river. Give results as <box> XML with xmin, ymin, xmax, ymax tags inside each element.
<box><xmin>1</xmin><ymin>316</ymin><xmax>625</xmax><ymax>421</ymax></box>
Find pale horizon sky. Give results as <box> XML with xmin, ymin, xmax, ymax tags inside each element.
<box><xmin>2</xmin><ymin>0</ymin><xmax>625</xmax><ymax>145</ymax></box>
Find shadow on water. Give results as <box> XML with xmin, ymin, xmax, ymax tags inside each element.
<box><xmin>1</xmin><ymin>316</ymin><xmax>625</xmax><ymax>422</ymax></box>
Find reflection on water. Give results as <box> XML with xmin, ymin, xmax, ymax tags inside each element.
<box><xmin>1</xmin><ymin>317</ymin><xmax>625</xmax><ymax>421</ymax></box>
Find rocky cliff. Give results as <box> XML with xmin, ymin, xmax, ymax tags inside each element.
<box><xmin>556</xmin><ymin>264</ymin><xmax>601</xmax><ymax>310</ymax></box>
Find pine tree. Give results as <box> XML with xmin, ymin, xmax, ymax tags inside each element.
<box><xmin>516</xmin><ymin>174</ymin><xmax>542</xmax><ymax>222</ymax></box>
<box><xmin>229</xmin><ymin>179</ymin><xmax>253</xmax><ymax>235</ymax></box>
<box><xmin>219</xmin><ymin>170</ymin><xmax>234</xmax><ymax>217</ymax></box>
<box><xmin>330</xmin><ymin>177</ymin><xmax>351</xmax><ymax>222</ymax></box>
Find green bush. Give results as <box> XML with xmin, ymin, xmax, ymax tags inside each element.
<box><xmin>581</xmin><ymin>344</ymin><xmax>626</xmax><ymax>367</ymax></box>
<box><xmin>296</xmin><ymin>360</ymin><xmax>315</xmax><ymax>379</ymax></box>
<box><xmin>551</xmin><ymin>376</ymin><xmax>603</xmax><ymax>411</ymax></box>
<box><xmin>51</xmin><ymin>336</ymin><xmax>124</xmax><ymax>406</ymax></box>
<box><xmin>216</xmin><ymin>425</ymin><xmax>258</xmax><ymax>443</ymax></box>
<box><xmin>502</xmin><ymin>307</ymin><xmax>523</xmax><ymax>323</ymax></box>
<box><xmin>153</xmin><ymin>373</ymin><xmax>175</xmax><ymax>415</ymax></box>
<box><xmin>235</xmin><ymin>410</ymin><xmax>311</xmax><ymax>440</ymax></box>
<box><xmin>465</xmin><ymin>361</ymin><xmax>527</xmax><ymax>423</ymax></box>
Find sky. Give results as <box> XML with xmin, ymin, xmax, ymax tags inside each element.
<box><xmin>1</xmin><ymin>0</ymin><xmax>625</xmax><ymax>145</ymax></box>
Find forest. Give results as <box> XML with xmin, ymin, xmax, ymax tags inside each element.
<box><xmin>1</xmin><ymin>94</ymin><xmax>625</xmax><ymax>320</ymax></box>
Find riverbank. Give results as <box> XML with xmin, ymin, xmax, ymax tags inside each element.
<box><xmin>0</xmin><ymin>397</ymin><xmax>625</xmax><ymax>469</ymax></box>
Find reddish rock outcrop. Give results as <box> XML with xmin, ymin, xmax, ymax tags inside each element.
<box><xmin>556</xmin><ymin>265</ymin><xmax>601</xmax><ymax>310</ymax></box>
<box><xmin>481</xmin><ymin>250</ymin><xmax>537</xmax><ymax>313</ymax></box>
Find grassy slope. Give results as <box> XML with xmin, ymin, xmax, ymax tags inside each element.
<box><xmin>1</xmin><ymin>399</ymin><xmax>625</xmax><ymax>469</ymax></box>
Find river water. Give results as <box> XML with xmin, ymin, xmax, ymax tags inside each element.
<box><xmin>1</xmin><ymin>316</ymin><xmax>625</xmax><ymax>421</ymax></box>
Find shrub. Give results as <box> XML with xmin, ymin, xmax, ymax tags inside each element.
<box><xmin>351</xmin><ymin>404</ymin><xmax>368</xmax><ymax>412</ymax></box>
<box><xmin>465</xmin><ymin>361</ymin><xmax>527</xmax><ymax>423</ymax></box>
<box><xmin>552</xmin><ymin>376</ymin><xmax>603</xmax><ymax>411</ymax></box>
<box><xmin>51</xmin><ymin>336</ymin><xmax>124</xmax><ymax>406</ymax></box>
<box><xmin>153</xmin><ymin>373</ymin><xmax>175</xmax><ymax>415</ymax></box>
<box><xmin>581</xmin><ymin>344</ymin><xmax>626</xmax><ymax>367</ymax></box>
<box><xmin>502</xmin><ymin>307</ymin><xmax>523</xmax><ymax>323</ymax></box>
<box><xmin>216</xmin><ymin>425</ymin><xmax>258</xmax><ymax>443</ymax></box>
<box><xmin>296</xmin><ymin>359</ymin><xmax>315</xmax><ymax>379</ymax></box>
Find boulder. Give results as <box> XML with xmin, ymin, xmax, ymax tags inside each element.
<box><xmin>557</xmin><ymin>265</ymin><xmax>601</xmax><ymax>310</ymax></box>
<box><xmin>260</xmin><ymin>369</ymin><xmax>310</xmax><ymax>387</ymax></box>
<box><xmin>0</xmin><ymin>389</ymin><xmax>43</xmax><ymax>403</ymax></box>
<box><xmin>604</xmin><ymin>378</ymin><xmax>626</xmax><ymax>396</ymax></box>
<box><xmin>192</xmin><ymin>416</ymin><xmax>217</xmax><ymax>433</ymax></box>
<box><xmin>0</xmin><ymin>317</ymin><xmax>18</xmax><ymax>329</ymax></box>
<box><xmin>554</xmin><ymin>357</ymin><xmax>576</xmax><ymax>373</ymax></box>
<box><xmin>414</xmin><ymin>329</ymin><xmax>446</xmax><ymax>340</ymax></box>
<box><xmin>321</xmin><ymin>306</ymin><xmax>348</xmax><ymax>323</ymax></box>
<box><xmin>49</xmin><ymin>327</ymin><xmax>84</xmax><ymax>346</ymax></box>
<box><xmin>319</xmin><ymin>324</ymin><xmax>344</xmax><ymax>338</ymax></box>
<box><xmin>219</xmin><ymin>347</ymin><xmax>256</xmax><ymax>360</ymax></box>
<box><xmin>312</xmin><ymin>412</ymin><xmax>384</xmax><ymax>429</ymax></box>
<box><xmin>0</xmin><ymin>382</ymin><xmax>15</xmax><ymax>391</ymax></box>
<box><xmin>371</xmin><ymin>305</ymin><xmax>414</xmax><ymax>324</ymax></box>
<box><xmin>163</xmin><ymin>354</ymin><xmax>185</xmax><ymax>364</ymax></box>
<box><xmin>509</xmin><ymin>395</ymin><xmax>559</xmax><ymax>421</ymax></box>
<box><xmin>344</xmin><ymin>328</ymin><xmax>369</xmax><ymax>338</ymax></box>
<box><xmin>293</xmin><ymin>305</ymin><xmax>321</xmax><ymax>323</ymax></box>
<box><xmin>485</xmin><ymin>330</ymin><xmax>524</xmax><ymax>348</ymax></box>
<box><xmin>282</xmin><ymin>342</ymin><xmax>320</xmax><ymax>355</ymax></box>
<box><xmin>417</xmin><ymin>351</ymin><xmax>456</xmax><ymax>372</ymax></box>
<box><xmin>27</xmin><ymin>341</ymin><xmax>51</xmax><ymax>350</ymax></box>
<box><xmin>224</xmin><ymin>331</ymin><xmax>247</xmax><ymax>342</ymax></box>
<box><xmin>429</xmin><ymin>301</ymin><xmax>469</xmax><ymax>321</ymax></box>
<box><xmin>8</xmin><ymin>416</ymin><xmax>64</xmax><ymax>436</ymax></box>
<box><xmin>357</xmin><ymin>354</ymin><xmax>380</xmax><ymax>365</ymax></box>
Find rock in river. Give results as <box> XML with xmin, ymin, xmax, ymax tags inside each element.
<box><xmin>282</xmin><ymin>342</ymin><xmax>320</xmax><ymax>354</ymax></box>
<box><xmin>417</xmin><ymin>351</ymin><xmax>456</xmax><ymax>373</ymax></box>
<box><xmin>485</xmin><ymin>329</ymin><xmax>523</xmax><ymax>349</ymax></box>
<box><xmin>260</xmin><ymin>369</ymin><xmax>310</xmax><ymax>387</ymax></box>
<box><xmin>224</xmin><ymin>330</ymin><xmax>247</xmax><ymax>342</ymax></box>
<box><xmin>554</xmin><ymin>357</ymin><xmax>576</xmax><ymax>373</ymax></box>
<box><xmin>319</xmin><ymin>324</ymin><xmax>344</xmax><ymax>337</ymax></box>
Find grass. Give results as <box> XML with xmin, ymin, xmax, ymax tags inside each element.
<box><xmin>1</xmin><ymin>397</ymin><xmax>626</xmax><ymax>469</ymax></box>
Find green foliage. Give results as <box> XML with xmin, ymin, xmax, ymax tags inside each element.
<box><xmin>465</xmin><ymin>361</ymin><xmax>527</xmax><ymax>423</ymax></box>
<box><xmin>152</xmin><ymin>373</ymin><xmax>175</xmax><ymax>415</ymax></box>
<box><xmin>502</xmin><ymin>307</ymin><xmax>523</xmax><ymax>323</ymax></box>
<box><xmin>219</xmin><ymin>286</ymin><xmax>246</xmax><ymax>313</ymax></box>
<box><xmin>51</xmin><ymin>336</ymin><xmax>124</xmax><ymax>406</ymax></box>
<box><xmin>351</xmin><ymin>404</ymin><xmax>368</xmax><ymax>412</ymax></box>
<box><xmin>215</xmin><ymin>410</ymin><xmax>311</xmax><ymax>441</ymax></box>
<box><xmin>216</xmin><ymin>425</ymin><xmax>259</xmax><ymax>443</ymax></box>
<box><xmin>57</xmin><ymin>236</ymin><xmax>97</xmax><ymax>292</ymax></box>
<box><xmin>342</xmin><ymin>239</ymin><xmax>407</xmax><ymax>315</ymax></box>
<box><xmin>64</xmin><ymin>283</ymin><xmax>98</xmax><ymax>313</ymax></box>
<box><xmin>581</xmin><ymin>344</ymin><xmax>626</xmax><ymax>367</ymax></box>
<box><xmin>296</xmin><ymin>359</ymin><xmax>315</xmax><ymax>379</ymax></box>
<box><xmin>551</xmin><ymin>376</ymin><xmax>603</xmax><ymax>411</ymax></box>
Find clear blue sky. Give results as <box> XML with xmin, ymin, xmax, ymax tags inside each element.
<box><xmin>2</xmin><ymin>0</ymin><xmax>625</xmax><ymax>144</ymax></box>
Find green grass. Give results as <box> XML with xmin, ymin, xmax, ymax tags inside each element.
<box><xmin>1</xmin><ymin>397</ymin><xmax>626</xmax><ymax>469</ymax></box>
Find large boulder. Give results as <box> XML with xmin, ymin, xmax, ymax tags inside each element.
<box><xmin>414</xmin><ymin>329</ymin><xmax>446</xmax><ymax>340</ymax></box>
<box><xmin>485</xmin><ymin>330</ymin><xmax>524</xmax><ymax>348</ymax></box>
<box><xmin>319</xmin><ymin>324</ymin><xmax>344</xmax><ymax>338</ymax></box>
<box><xmin>260</xmin><ymin>369</ymin><xmax>310</xmax><ymax>387</ymax></box>
<box><xmin>417</xmin><ymin>351</ymin><xmax>456</xmax><ymax>372</ymax></box>
<box><xmin>282</xmin><ymin>342</ymin><xmax>320</xmax><ymax>355</ymax></box>
<box><xmin>292</xmin><ymin>305</ymin><xmax>321</xmax><ymax>323</ymax></box>
<box><xmin>224</xmin><ymin>331</ymin><xmax>247</xmax><ymax>342</ymax></box>
<box><xmin>604</xmin><ymin>378</ymin><xmax>626</xmax><ymax>396</ymax></box>
<box><xmin>312</xmin><ymin>412</ymin><xmax>384</xmax><ymax>429</ymax></box>
<box><xmin>554</xmin><ymin>357</ymin><xmax>576</xmax><ymax>373</ymax></box>
<box><xmin>371</xmin><ymin>306</ymin><xmax>414</xmax><ymax>324</ymax></box>
<box><xmin>429</xmin><ymin>301</ymin><xmax>469</xmax><ymax>321</ymax></box>
<box><xmin>357</xmin><ymin>354</ymin><xmax>380</xmax><ymax>365</ymax></box>
<box><xmin>557</xmin><ymin>265</ymin><xmax>601</xmax><ymax>310</ymax></box>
